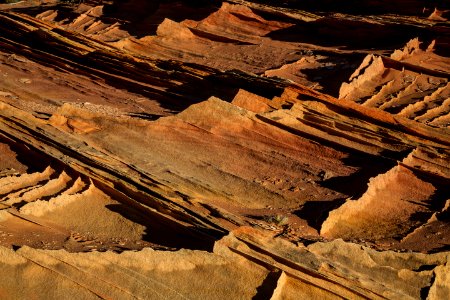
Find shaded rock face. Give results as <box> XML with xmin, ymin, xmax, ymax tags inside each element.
<box><xmin>0</xmin><ymin>0</ymin><xmax>449</xmax><ymax>298</ymax></box>
<box><xmin>245</xmin><ymin>0</ymin><xmax>450</xmax><ymax>14</ymax></box>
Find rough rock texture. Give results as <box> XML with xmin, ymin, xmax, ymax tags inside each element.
<box><xmin>340</xmin><ymin>39</ymin><xmax>450</xmax><ymax>128</ymax></box>
<box><xmin>0</xmin><ymin>0</ymin><xmax>449</xmax><ymax>298</ymax></box>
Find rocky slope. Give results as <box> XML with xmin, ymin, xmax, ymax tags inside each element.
<box><xmin>0</xmin><ymin>0</ymin><xmax>449</xmax><ymax>298</ymax></box>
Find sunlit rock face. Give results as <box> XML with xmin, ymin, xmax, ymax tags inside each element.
<box><xmin>0</xmin><ymin>0</ymin><xmax>449</xmax><ymax>298</ymax></box>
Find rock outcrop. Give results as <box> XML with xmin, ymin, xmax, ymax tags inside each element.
<box><xmin>0</xmin><ymin>0</ymin><xmax>449</xmax><ymax>298</ymax></box>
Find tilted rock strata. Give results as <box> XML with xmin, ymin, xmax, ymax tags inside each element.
<box><xmin>0</xmin><ymin>82</ymin><xmax>448</xmax><ymax>252</ymax></box>
<box><xmin>0</xmin><ymin>1</ymin><xmax>449</xmax><ymax>298</ymax></box>
<box><xmin>340</xmin><ymin>39</ymin><xmax>450</xmax><ymax>129</ymax></box>
<box><xmin>0</xmin><ymin>228</ymin><xmax>449</xmax><ymax>299</ymax></box>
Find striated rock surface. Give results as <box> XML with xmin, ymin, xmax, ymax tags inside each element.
<box><xmin>340</xmin><ymin>39</ymin><xmax>450</xmax><ymax>128</ymax></box>
<box><xmin>0</xmin><ymin>0</ymin><xmax>449</xmax><ymax>298</ymax></box>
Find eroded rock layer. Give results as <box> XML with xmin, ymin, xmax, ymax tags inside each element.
<box><xmin>0</xmin><ymin>0</ymin><xmax>449</xmax><ymax>298</ymax></box>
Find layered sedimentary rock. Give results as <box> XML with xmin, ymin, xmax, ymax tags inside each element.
<box><xmin>2</xmin><ymin>227</ymin><xmax>449</xmax><ymax>299</ymax></box>
<box><xmin>340</xmin><ymin>39</ymin><xmax>450</xmax><ymax>128</ymax></box>
<box><xmin>0</xmin><ymin>0</ymin><xmax>449</xmax><ymax>298</ymax></box>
